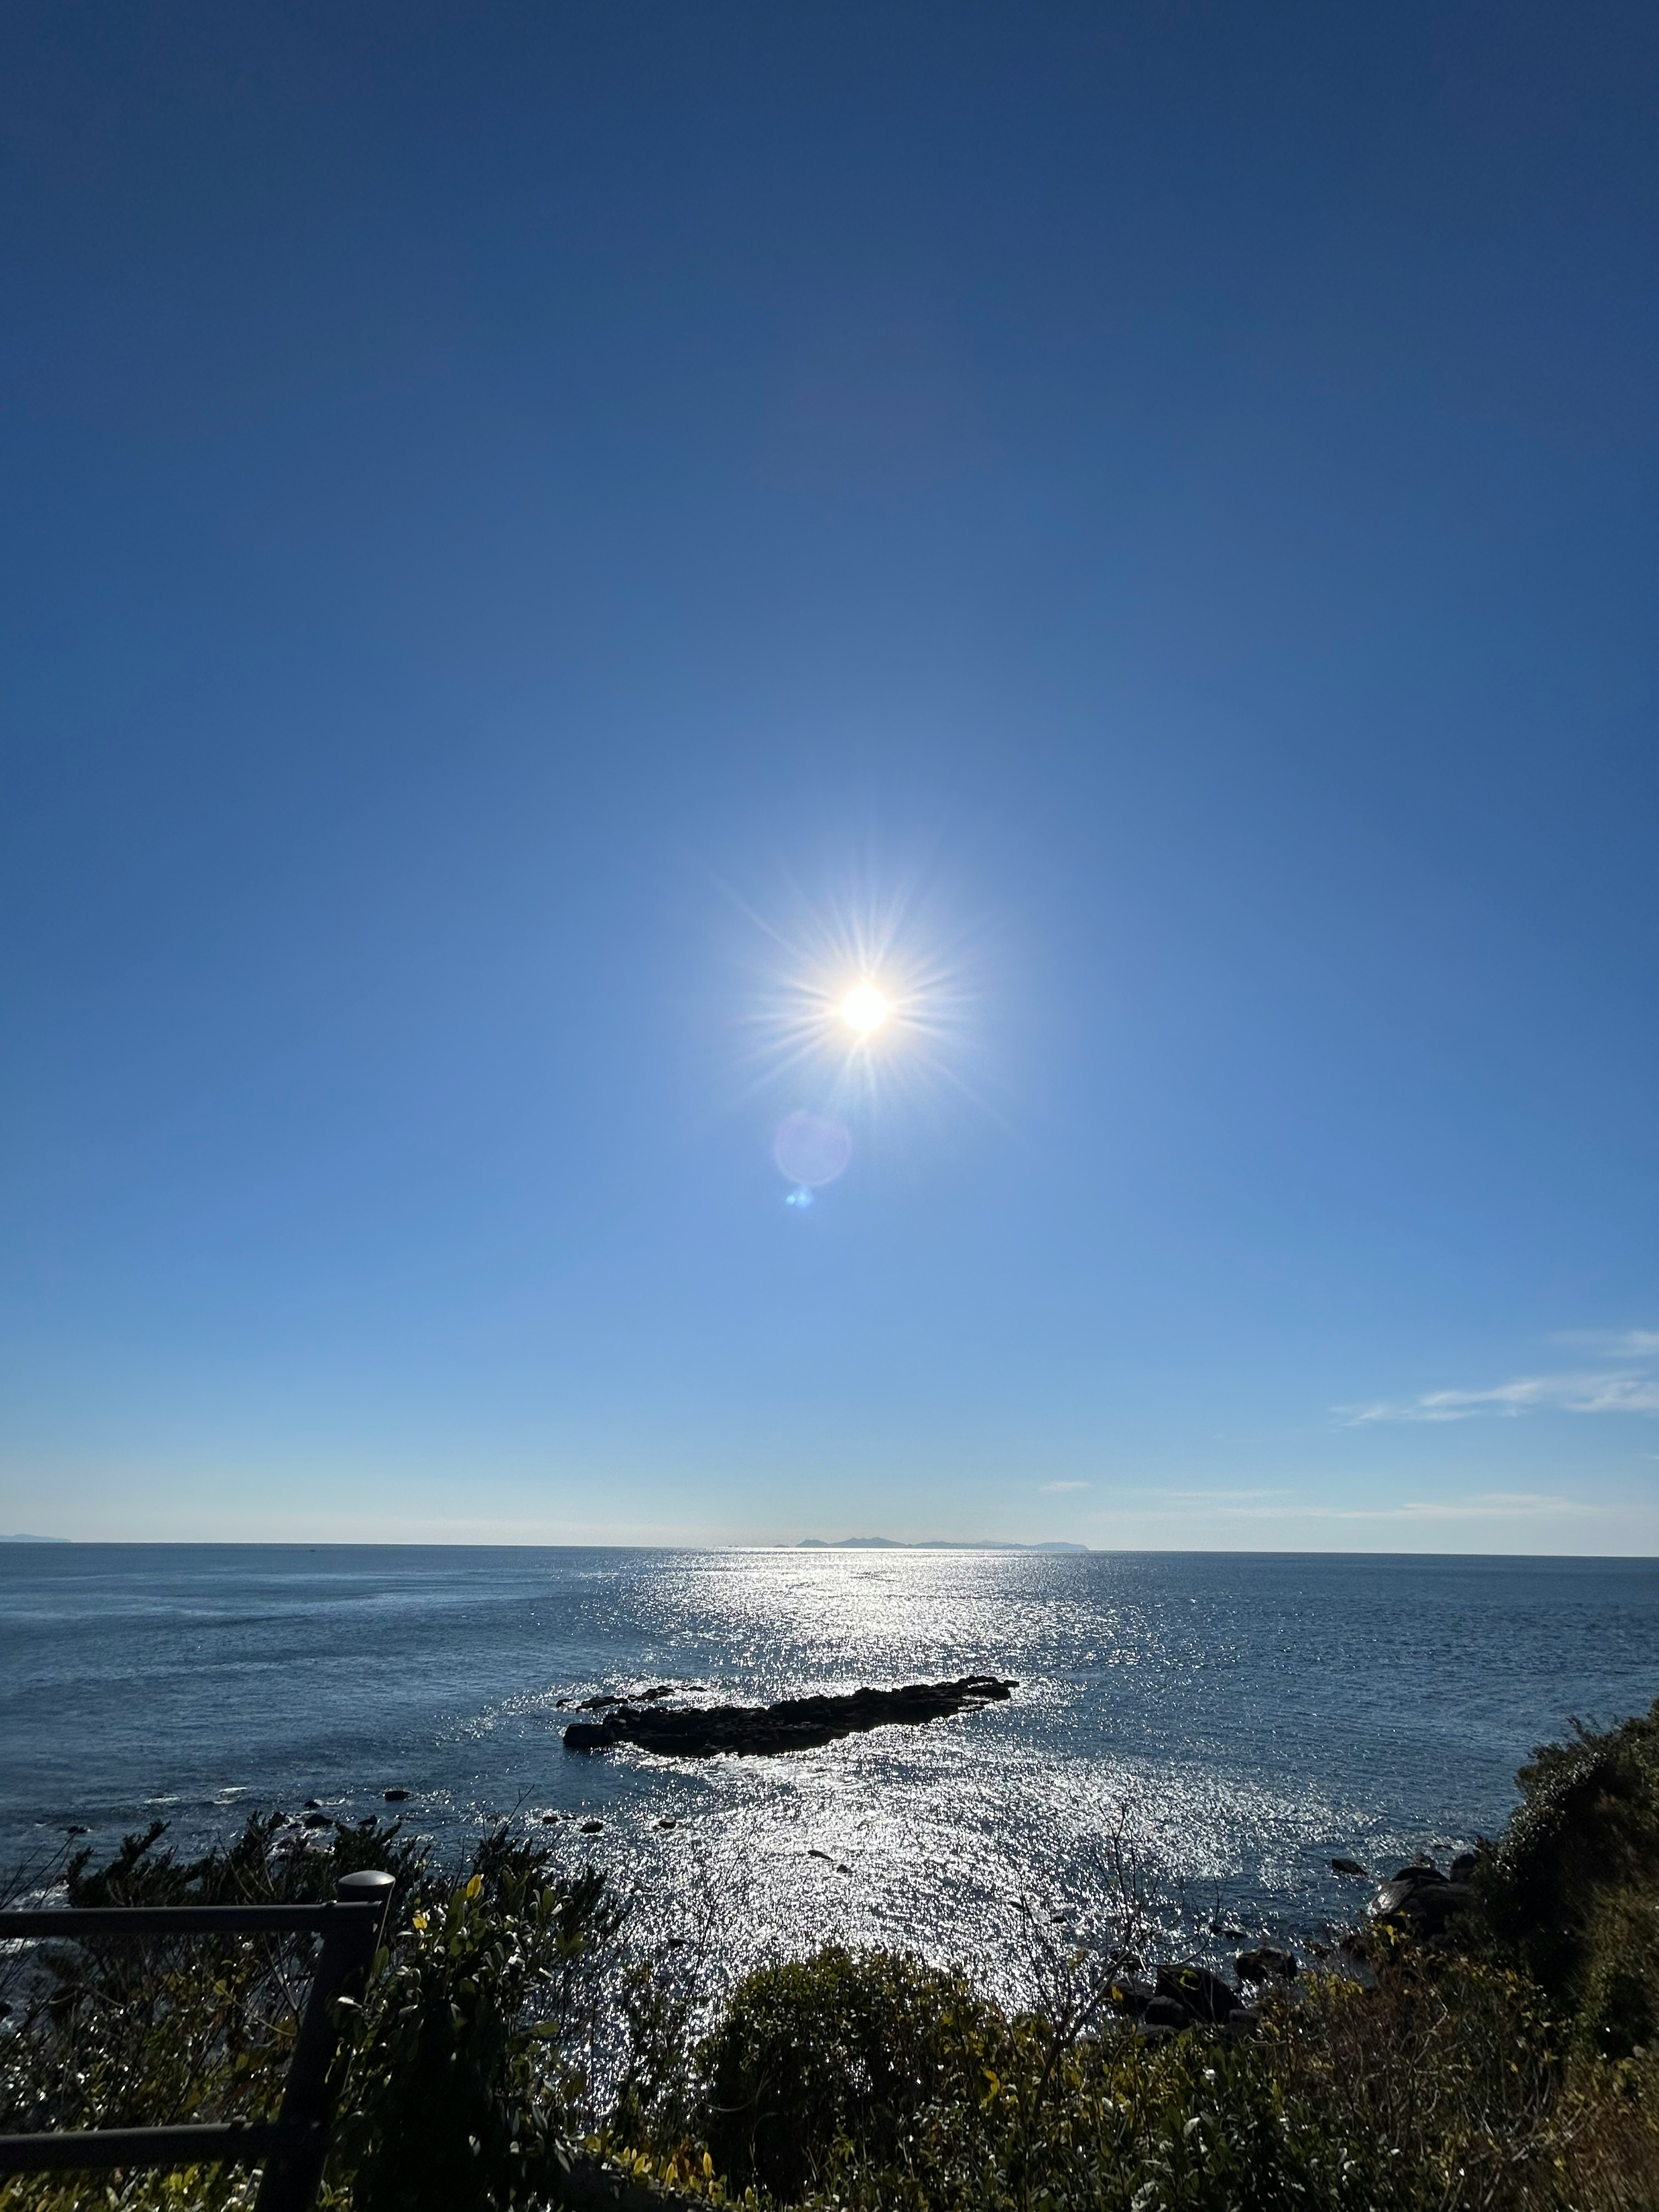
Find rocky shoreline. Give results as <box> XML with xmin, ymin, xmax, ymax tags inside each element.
<box><xmin>1099</xmin><ymin>1848</ymin><xmax>1483</xmax><ymax>2036</ymax></box>
<box><xmin>561</xmin><ymin>1673</ymin><xmax>1018</xmax><ymax>1756</ymax></box>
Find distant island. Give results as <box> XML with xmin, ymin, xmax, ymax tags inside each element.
<box><xmin>799</xmin><ymin>1537</ymin><xmax>1089</xmax><ymax>1553</ymax></box>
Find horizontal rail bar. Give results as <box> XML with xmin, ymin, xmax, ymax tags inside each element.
<box><xmin>0</xmin><ymin>2121</ymin><xmax>286</xmax><ymax>2175</ymax></box>
<box><xmin>0</xmin><ymin>1901</ymin><xmax>387</xmax><ymax>1940</ymax></box>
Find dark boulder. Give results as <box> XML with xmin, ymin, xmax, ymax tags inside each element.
<box><xmin>1372</xmin><ymin>1874</ymin><xmax>1477</xmax><ymax>1930</ymax></box>
<box><xmin>1372</xmin><ymin>1875</ymin><xmax>1424</xmax><ymax>1917</ymax></box>
<box><xmin>1236</xmin><ymin>1945</ymin><xmax>1298</xmax><ymax>1983</ymax></box>
<box><xmin>1142</xmin><ymin>1995</ymin><xmax>1193</xmax><ymax>2030</ymax></box>
<box><xmin>579</xmin><ymin>1818</ymin><xmax>604</xmax><ymax>1834</ymax></box>
<box><xmin>1156</xmin><ymin>1963</ymin><xmax>1237</xmax><ymax>2023</ymax></box>
<box><xmin>1330</xmin><ymin>1857</ymin><xmax>1369</xmax><ymax>1878</ymax></box>
<box><xmin>1407</xmin><ymin>1881</ymin><xmax>1477</xmax><ymax>1930</ymax></box>
<box><xmin>1105</xmin><ymin>1976</ymin><xmax>1155</xmax><ymax>2018</ymax></box>
<box><xmin>383</xmin><ymin>1787</ymin><xmax>410</xmax><ymax>1802</ymax></box>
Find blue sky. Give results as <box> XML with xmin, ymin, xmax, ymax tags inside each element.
<box><xmin>3</xmin><ymin>2</ymin><xmax>1657</xmax><ymax>1549</ymax></box>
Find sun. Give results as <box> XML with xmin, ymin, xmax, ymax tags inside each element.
<box><xmin>728</xmin><ymin>861</ymin><xmax>979</xmax><ymax>1117</ymax></box>
<box><xmin>840</xmin><ymin>981</ymin><xmax>890</xmax><ymax>1036</ymax></box>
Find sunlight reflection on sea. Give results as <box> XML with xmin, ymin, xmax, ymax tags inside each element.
<box><xmin>3</xmin><ymin>1544</ymin><xmax>1656</xmax><ymax>2001</ymax></box>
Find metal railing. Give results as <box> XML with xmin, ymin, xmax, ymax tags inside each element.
<box><xmin>0</xmin><ymin>1867</ymin><xmax>394</xmax><ymax>2212</ymax></box>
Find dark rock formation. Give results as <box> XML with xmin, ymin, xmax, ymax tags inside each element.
<box><xmin>1370</xmin><ymin>1860</ymin><xmax>1477</xmax><ymax>1933</ymax></box>
<box><xmin>1105</xmin><ymin>1975</ymin><xmax>1155</xmax><ymax>2018</ymax></box>
<box><xmin>1236</xmin><ymin>1945</ymin><xmax>1298</xmax><ymax>1983</ymax></box>
<box><xmin>1155</xmin><ymin>1963</ymin><xmax>1238</xmax><ymax>2024</ymax></box>
<box><xmin>562</xmin><ymin>1675</ymin><xmax>1017</xmax><ymax>1757</ymax></box>
<box><xmin>383</xmin><ymin>1787</ymin><xmax>410</xmax><ymax>1801</ymax></box>
<box><xmin>1330</xmin><ymin>1857</ymin><xmax>1369</xmax><ymax>1877</ymax></box>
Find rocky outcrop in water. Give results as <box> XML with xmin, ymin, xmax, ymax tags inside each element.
<box><xmin>562</xmin><ymin>1675</ymin><xmax>1017</xmax><ymax>1757</ymax></box>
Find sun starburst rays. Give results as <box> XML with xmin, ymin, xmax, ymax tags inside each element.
<box><xmin>729</xmin><ymin>871</ymin><xmax>981</xmax><ymax>1124</ymax></box>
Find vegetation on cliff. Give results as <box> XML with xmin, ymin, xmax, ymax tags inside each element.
<box><xmin>5</xmin><ymin>1699</ymin><xmax>1659</xmax><ymax>2210</ymax></box>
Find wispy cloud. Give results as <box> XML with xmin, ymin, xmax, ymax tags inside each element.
<box><xmin>1103</xmin><ymin>1491</ymin><xmax>1592</xmax><ymax>1523</ymax></box>
<box><xmin>1039</xmin><ymin>1479</ymin><xmax>1089</xmax><ymax>1493</ymax></box>
<box><xmin>1134</xmin><ymin>1487</ymin><xmax>1291</xmax><ymax>1503</ymax></box>
<box><xmin>1341</xmin><ymin>1330</ymin><xmax>1659</xmax><ymax>1425</ymax></box>
<box><xmin>1376</xmin><ymin>1491</ymin><xmax>1583</xmax><ymax>1520</ymax></box>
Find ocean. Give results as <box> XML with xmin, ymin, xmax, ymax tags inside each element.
<box><xmin>3</xmin><ymin>1545</ymin><xmax>1655</xmax><ymax>1995</ymax></box>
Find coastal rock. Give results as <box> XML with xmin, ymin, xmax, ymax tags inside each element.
<box><xmin>383</xmin><ymin>1787</ymin><xmax>410</xmax><ymax>1802</ymax></box>
<box><xmin>1406</xmin><ymin>1881</ymin><xmax>1477</xmax><ymax>1931</ymax></box>
<box><xmin>1106</xmin><ymin>1976</ymin><xmax>1155</xmax><ymax>2018</ymax></box>
<box><xmin>562</xmin><ymin>1675</ymin><xmax>1017</xmax><ymax>1758</ymax></box>
<box><xmin>1236</xmin><ymin>1945</ymin><xmax>1298</xmax><ymax>1983</ymax></box>
<box><xmin>1330</xmin><ymin>1857</ymin><xmax>1369</xmax><ymax>1878</ymax></box>
<box><xmin>1371</xmin><ymin>1867</ymin><xmax>1477</xmax><ymax>1932</ymax></box>
<box><xmin>1142</xmin><ymin>1995</ymin><xmax>1192</xmax><ymax>2030</ymax></box>
<box><xmin>580</xmin><ymin>1818</ymin><xmax>604</xmax><ymax>1833</ymax></box>
<box><xmin>1371</xmin><ymin>1875</ymin><xmax>1423</xmax><ymax>1917</ymax></box>
<box><xmin>1156</xmin><ymin>1963</ymin><xmax>1237</xmax><ymax>2024</ymax></box>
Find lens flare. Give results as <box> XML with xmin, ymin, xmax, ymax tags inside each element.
<box><xmin>773</xmin><ymin>1110</ymin><xmax>853</xmax><ymax>1188</ymax></box>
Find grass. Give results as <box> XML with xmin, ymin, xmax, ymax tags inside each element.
<box><xmin>4</xmin><ymin>1701</ymin><xmax>1659</xmax><ymax>2209</ymax></box>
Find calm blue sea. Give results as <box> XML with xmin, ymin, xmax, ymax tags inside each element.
<box><xmin>3</xmin><ymin>1546</ymin><xmax>1655</xmax><ymax>1993</ymax></box>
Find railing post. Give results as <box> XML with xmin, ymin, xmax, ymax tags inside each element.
<box><xmin>254</xmin><ymin>1871</ymin><xmax>394</xmax><ymax>2212</ymax></box>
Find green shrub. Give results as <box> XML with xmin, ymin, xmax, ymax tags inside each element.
<box><xmin>1479</xmin><ymin>1697</ymin><xmax>1659</xmax><ymax>2054</ymax></box>
<box><xmin>694</xmin><ymin>1945</ymin><xmax>993</xmax><ymax>2200</ymax></box>
<box><xmin>326</xmin><ymin>1862</ymin><xmax>617</xmax><ymax>2212</ymax></box>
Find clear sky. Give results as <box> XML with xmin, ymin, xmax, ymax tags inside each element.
<box><xmin>3</xmin><ymin>2</ymin><xmax>1657</xmax><ymax>1551</ymax></box>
